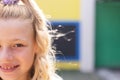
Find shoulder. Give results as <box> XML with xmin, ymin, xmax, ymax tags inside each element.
<box><xmin>52</xmin><ymin>74</ymin><xmax>63</xmax><ymax>80</ymax></box>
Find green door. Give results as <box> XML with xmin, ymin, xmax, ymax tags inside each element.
<box><xmin>96</xmin><ymin>2</ymin><xmax>120</xmax><ymax>68</ymax></box>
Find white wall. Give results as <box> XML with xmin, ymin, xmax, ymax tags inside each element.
<box><xmin>80</xmin><ymin>0</ymin><xmax>96</xmax><ymax>73</ymax></box>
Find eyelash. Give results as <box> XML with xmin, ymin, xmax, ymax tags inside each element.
<box><xmin>13</xmin><ymin>43</ymin><xmax>25</xmax><ymax>48</ymax></box>
<box><xmin>0</xmin><ymin>43</ymin><xmax>26</xmax><ymax>49</ymax></box>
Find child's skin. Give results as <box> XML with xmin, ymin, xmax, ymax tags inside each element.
<box><xmin>0</xmin><ymin>0</ymin><xmax>63</xmax><ymax>80</ymax></box>
<box><xmin>0</xmin><ymin>19</ymin><xmax>36</xmax><ymax>80</ymax></box>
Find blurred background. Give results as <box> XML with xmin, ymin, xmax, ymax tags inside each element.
<box><xmin>35</xmin><ymin>0</ymin><xmax>120</xmax><ymax>80</ymax></box>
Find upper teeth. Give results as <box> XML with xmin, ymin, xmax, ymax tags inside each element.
<box><xmin>0</xmin><ymin>66</ymin><xmax>15</xmax><ymax>70</ymax></box>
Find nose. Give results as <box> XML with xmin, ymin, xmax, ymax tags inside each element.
<box><xmin>0</xmin><ymin>47</ymin><xmax>14</xmax><ymax>62</ymax></box>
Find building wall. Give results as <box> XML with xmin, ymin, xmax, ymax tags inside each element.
<box><xmin>35</xmin><ymin>0</ymin><xmax>80</xmax><ymax>21</ymax></box>
<box><xmin>35</xmin><ymin>0</ymin><xmax>81</xmax><ymax>70</ymax></box>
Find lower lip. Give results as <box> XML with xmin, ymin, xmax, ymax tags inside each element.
<box><xmin>0</xmin><ymin>66</ymin><xmax>19</xmax><ymax>73</ymax></box>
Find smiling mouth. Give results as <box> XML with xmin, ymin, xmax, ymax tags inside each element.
<box><xmin>0</xmin><ymin>65</ymin><xmax>19</xmax><ymax>72</ymax></box>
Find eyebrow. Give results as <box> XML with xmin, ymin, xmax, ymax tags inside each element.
<box><xmin>0</xmin><ymin>39</ymin><xmax>26</xmax><ymax>42</ymax></box>
<box><xmin>3</xmin><ymin>39</ymin><xmax>27</xmax><ymax>45</ymax></box>
<box><xmin>8</xmin><ymin>38</ymin><xmax>25</xmax><ymax>41</ymax></box>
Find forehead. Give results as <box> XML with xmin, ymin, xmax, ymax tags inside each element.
<box><xmin>0</xmin><ymin>18</ymin><xmax>33</xmax><ymax>31</ymax></box>
<box><xmin>0</xmin><ymin>19</ymin><xmax>34</xmax><ymax>41</ymax></box>
<box><xmin>0</xmin><ymin>19</ymin><xmax>32</xmax><ymax>27</ymax></box>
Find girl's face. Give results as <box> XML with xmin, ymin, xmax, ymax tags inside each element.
<box><xmin>0</xmin><ymin>19</ymin><xmax>36</xmax><ymax>80</ymax></box>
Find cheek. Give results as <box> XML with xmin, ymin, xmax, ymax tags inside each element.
<box><xmin>14</xmin><ymin>48</ymin><xmax>35</xmax><ymax>65</ymax></box>
<box><xmin>16</xmin><ymin>51</ymin><xmax>35</xmax><ymax>72</ymax></box>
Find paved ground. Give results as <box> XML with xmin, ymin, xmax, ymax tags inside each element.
<box><xmin>58</xmin><ymin>69</ymin><xmax>120</xmax><ymax>80</ymax></box>
<box><xmin>57</xmin><ymin>70</ymin><xmax>102</xmax><ymax>80</ymax></box>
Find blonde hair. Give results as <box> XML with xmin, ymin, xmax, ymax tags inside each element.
<box><xmin>0</xmin><ymin>0</ymin><xmax>62</xmax><ymax>80</ymax></box>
